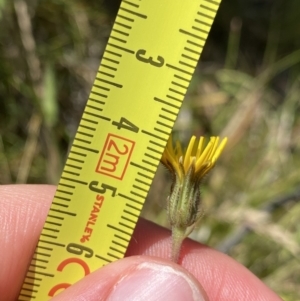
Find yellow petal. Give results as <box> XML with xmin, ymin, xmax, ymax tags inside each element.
<box><xmin>195</xmin><ymin>138</ymin><xmax>214</xmax><ymax>170</ymax></box>
<box><xmin>196</xmin><ymin>136</ymin><xmax>204</xmax><ymax>159</ymax></box>
<box><xmin>184</xmin><ymin>136</ymin><xmax>196</xmax><ymax>172</ymax></box>
<box><xmin>213</xmin><ymin>137</ymin><xmax>228</xmax><ymax>161</ymax></box>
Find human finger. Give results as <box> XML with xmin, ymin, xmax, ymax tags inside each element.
<box><xmin>51</xmin><ymin>255</ymin><xmax>208</xmax><ymax>301</ymax></box>
<box><xmin>0</xmin><ymin>185</ymin><xmax>55</xmax><ymax>301</ymax></box>
<box><xmin>0</xmin><ymin>185</ymin><xmax>282</xmax><ymax>301</ymax></box>
<box><xmin>127</xmin><ymin>219</ymin><xmax>283</xmax><ymax>301</ymax></box>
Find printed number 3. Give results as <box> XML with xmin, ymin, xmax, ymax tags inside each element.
<box><xmin>136</xmin><ymin>49</ymin><xmax>164</xmax><ymax>67</ymax></box>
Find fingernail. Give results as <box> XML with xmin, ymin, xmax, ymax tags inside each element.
<box><xmin>106</xmin><ymin>262</ymin><xmax>207</xmax><ymax>301</ymax></box>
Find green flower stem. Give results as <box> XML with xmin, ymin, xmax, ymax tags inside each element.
<box><xmin>171</xmin><ymin>225</ymin><xmax>186</xmax><ymax>263</ymax></box>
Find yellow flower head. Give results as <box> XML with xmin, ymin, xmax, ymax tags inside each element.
<box><xmin>161</xmin><ymin>135</ymin><xmax>227</xmax><ymax>263</ymax></box>
<box><xmin>161</xmin><ymin>135</ymin><xmax>227</xmax><ymax>182</ymax></box>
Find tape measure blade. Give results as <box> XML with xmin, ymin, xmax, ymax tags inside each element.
<box><xmin>18</xmin><ymin>0</ymin><xmax>222</xmax><ymax>299</ymax></box>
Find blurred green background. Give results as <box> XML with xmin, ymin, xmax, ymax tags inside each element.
<box><xmin>0</xmin><ymin>0</ymin><xmax>300</xmax><ymax>299</ymax></box>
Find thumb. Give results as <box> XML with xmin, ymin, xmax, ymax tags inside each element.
<box><xmin>51</xmin><ymin>256</ymin><xmax>209</xmax><ymax>301</ymax></box>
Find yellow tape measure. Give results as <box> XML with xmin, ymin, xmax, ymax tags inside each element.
<box><xmin>18</xmin><ymin>0</ymin><xmax>221</xmax><ymax>299</ymax></box>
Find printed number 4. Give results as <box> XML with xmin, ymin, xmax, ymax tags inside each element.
<box><xmin>112</xmin><ymin>117</ymin><xmax>139</xmax><ymax>133</ymax></box>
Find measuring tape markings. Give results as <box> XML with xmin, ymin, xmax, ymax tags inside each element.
<box><xmin>19</xmin><ymin>0</ymin><xmax>221</xmax><ymax>300</ymax></box>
